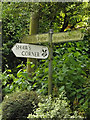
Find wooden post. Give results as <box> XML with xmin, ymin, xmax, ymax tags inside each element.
<box><xmin>27</xmin><ymin>11</ymin><xmax>39</xmax><ymax>76</ymax></box>
<box><xmin>48</xmin><ymin>29</ymin><xmax>53</xmax><ymax>95</ymax></box>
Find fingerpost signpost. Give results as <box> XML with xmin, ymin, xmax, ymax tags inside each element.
<box><xmin>12</xmin><ymin>29</ymin><xmax>84</xmax><ymax>95</ymax></box>
<box><xmin>12</xmin><ymin>9</ymin><xmax>85</xmax><ymax>95</ymax></box>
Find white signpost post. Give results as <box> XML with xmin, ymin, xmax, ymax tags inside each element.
<box><xmin>12</xmin><ymin>43</ymin><xmax>49</xmax><ymax>59</ymax></box>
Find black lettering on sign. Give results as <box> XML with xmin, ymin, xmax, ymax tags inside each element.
<box><xmin>16</xmin><ymin>45</ymin><xmax>29</xmax><ymax>50</ymax></box>
<box><xmin>21</xmin><ymin>51</ymin><xmax>40</xmax><ymax>57</ymax></box>
<box><xmin>16</xmin><ymin>45</ymin><xmax>22</xmax><ymax>50</ymax></box>
<box><xmin>21</xmin><ymin>51</ymin><xmax>25</xmax><ymax>56</ymax></box>
<box><xmin>21</xmin><ymin>51</ymin><xmax>29</xmax><ymax>56</ymax></box>
<box><xmin>31</xmin><ymin>52</ymin><xmax>35</xmax><ymax>56</ymax></box>
<box><xmin>42</xmin><ymin>48</ymin><xmax>47</xmax><ymax>57</ymax></box>
<box><xmin>31</xmin><ymin>52</ymin><xmax>39</xmax><ymax>57</ymax></box>
<box><xmin>23</xmin><ymin>45</ymin><xmax>28</xmax><ymax>50</ymax></box>
<box><xmin>37</xmin><ymin>52</ymin><xmax>39</xmax><ymax>57</ymax></box>
<box><xmin>28</xmin><ymin>45</ymin><xmax>31</xmax><ymax>50</ymax></box>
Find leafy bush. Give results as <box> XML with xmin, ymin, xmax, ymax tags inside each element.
<box><xmin>2</xmin><ymin>63</ymin><xmax>33</xmax><ymax>97</ymax></box>
<box><xmin>53</xmin><ymin>40</ymin><xmax>89</xmax><ymax>118</ymax></box>
<box><xmin>28</xmin><ymin>91</ymin><xmax>84</xmax><ymax>120</ymax></box>
<box><xmin>2</xmin><ymin>91</ymin><xmax>40</xmax><ymax>120</ymax></box>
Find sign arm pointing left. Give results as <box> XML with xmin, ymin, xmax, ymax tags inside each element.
<box><xmin>12</xmin><ymin>43</ymin><xmax>49</xmax><ymax>59</ymax></box>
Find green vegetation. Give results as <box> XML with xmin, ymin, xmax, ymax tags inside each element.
<box><xmin>28</xmin><ymin>91</ymin><xmax>84</xmax><ymax>119</ymax></box>
<box><xmin>1</xmin><ymin>2</ymin><xmax>90</xmax><ymax>120</ymax></box>
<box><xmin>2</xmin><ymin>91</ymin><xmax>40</xmax><ymax>120</ymax></box>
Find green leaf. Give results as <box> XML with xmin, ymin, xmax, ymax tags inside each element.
<box><xmin>16</xmin><ymin>63</ymin><xmax>25</xmax><ymax>68</ymax></box>
<box><xmin>59</xmin><ymin>86</ymin><xmax>65</xmax><ymax>92</ymax></box>
<box><xmin>74</xmin><ymin>52</ymin><xmax>79</xmax><ymax>57</ymax></box>
<box><xmin>31</xmin><ymin>64</ymin><xmax>35</xmax><ymax>68</ymax></box>
<box><xmin>80</xmin><ymin>98</ymin><xmax>84</xmax><ymax>104</ymax></box>
<box><xmin>7</xmin><ymin>69</ymin><xmax>12</xmax><ymax>72</ymax></box>
<box><xmin>44</xmin><ymin>68</ymin><xmax>48</xmax><ymax>73</ymax></box>
<box><xmin>76</xmin><ymin>89</ymin><xmax>82</xmax><ymax>93</ymax></box>
<box><xmin>27</xmin><ymin>86</ymin><xmax>32</xmax><ymax>91</ymax></box>
<box><xmin>70</xmin><ymin>92</ymin><xmax>76</xmax><ymax>97</ymax></box>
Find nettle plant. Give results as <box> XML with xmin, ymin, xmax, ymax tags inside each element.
<box><xmin>28</xmin><ymin>91</ymin><xmax>84</xmax><ymax>120</ymax></box>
